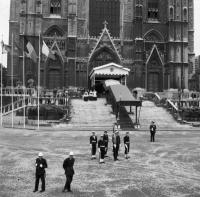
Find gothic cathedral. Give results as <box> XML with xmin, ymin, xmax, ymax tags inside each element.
<box><xmin>8</xmin><ymin>0</ymin><xmax>194</xmax><ymax>92</ymax></box>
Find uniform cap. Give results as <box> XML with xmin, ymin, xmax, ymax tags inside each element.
<box><xmin>115</xmin><ymin>130</ymin><xmax>119</xmax><ymax>133</ymax></box>
<box><xmin>38</xmin><ymin>152</ymin><xmax>43</xmax><ymax>157</ymax></box>
<box><xmin>69</xmin><ymin>152</ymin><xmax>74</xmax><ymax>156</ymax></box>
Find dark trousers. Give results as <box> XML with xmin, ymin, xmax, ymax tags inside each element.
<box><xmin>124</xmin><ymin>144</ymin><xmax>130</xmax><ymax>154</ymax></box>
<box><xmin>150</xmin><ymin>132</ymin><xmax>155</xmax><ymax>142</ymax></box>
<box><xmin>34</xmin><ymin>174</ymin><xmax>45</xmax><ymax>191</ymax></box>
<box><xmin>105</xmin><ymin>143</ymin><xmax>108</xmax><ymax>155</ymax></box>
<box><xmin>64</xmin><ymin>174</ymin><xmax>73</xmax><ymax>191</ymax></box>
<box><xmin>100</xmin><ymin>149</ymin><xmax>105</xmax><ymax>159</ymax></box>
<box><xmin>91</xmin><ymin>145</ymin><xmax>96</xmax><ymax>155</ymax></box>
<box><xmin>113</xmin><ymin>145</ymin><xmax>119</xmax><ymax>160</ymax></box>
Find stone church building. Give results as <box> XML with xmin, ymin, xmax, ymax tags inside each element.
<box><xmin>8</xmin><ymin>0</ymin><xmax>195</xmax><ymax>92</ymax></box>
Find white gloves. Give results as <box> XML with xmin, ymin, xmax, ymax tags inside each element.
<box><xmin>40</xmin><ymin>164</ymin><xmax>43</xmax><ymax>168</ymax></box>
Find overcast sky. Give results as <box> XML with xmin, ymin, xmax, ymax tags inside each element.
<box><xmin>0</xmin><ymin>0</ymin><xmax>200</xmax><ymax>66</ymax></box>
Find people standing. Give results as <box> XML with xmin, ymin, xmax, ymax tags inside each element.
<box><xmin>150</xmin><ymin>121</ymin><xmax>157</xmax><ymax>142</ymax></box>
<box><xmin>98</xmin><ymin>135</ymin><xmax>106</xmax><ymax>164</ymax></box>
<box><xmin>103</xmin><ymin>131</ymin><xmax>109</xmax><ymax>156</ymax></box>
<box><xmin>63</xmin><ymin>152</ymin><xmax>75</xmax><ymax>193</ymax></box>
<box><xmin>112</xmin><ymin>130</ymin><xmax>121</xmax><ymax>161</ymax></box>
<box><xmin>33</xmin><ymin>152</ymin><xmax>48</xmax><ymax>193</ymax></box>
<box><xmin>124</xmin><ymin>132</ymin><xmax>130</xmax><ymax>159</ymax></box>
<box><xmin>90</xmin><ymin>131</ymin><xmax>97</xmax><ymax>159</ymax></box>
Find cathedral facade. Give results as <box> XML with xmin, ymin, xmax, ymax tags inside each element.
<box><xmin>8</xmin><ymin>0</ymin><xmax>195</xmax><ymax>92</ymax></box>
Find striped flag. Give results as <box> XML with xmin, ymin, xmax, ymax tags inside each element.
<box><xmin>42</xmin><ymin>40</ymin><xmax>56</xmax><ymax>60</ymax></box>
<box><xmin>26</xmin><ymin>41</ymin><xmax>38</xmax><ymax>63</ymax></box>
<box><xmin>1</xmin><ymin>41</ymin><xmax>11</xmax><ymax>54</ymax></box>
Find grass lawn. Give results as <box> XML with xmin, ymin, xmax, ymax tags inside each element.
<box><xmin>0</xmin><ymin>128</ymin><xmax>200</xmax><ymax>197</ymax></box>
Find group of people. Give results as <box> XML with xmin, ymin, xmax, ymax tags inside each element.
<box><xmin>33</xmin><ymin>121</ymin><xmax>157</xmax><ymax>193</ymax></box>
<box><xmin>33</xmin><ymin>151</ymin><xmax>75</xmax><ymax>193</ymax></box>
<box><xmin>90</xmin><ymin>129</ymin><xmax>130</xmax><ymax>164</ymax></box>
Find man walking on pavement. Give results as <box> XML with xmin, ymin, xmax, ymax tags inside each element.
<box><xmin>112</xmin><ymin>130</ymin><xmax>121</xmax><ymax>161</ymax></box>
<box><xmin>98</xmin><ymin>135</ymin><xmax>106</xmax><ymax>164</ymax></box>
<box><xmin>150</xmin><ymin>121</ymin><xmax>157</xmax><ymax>142</ymax></box>
<box><xmin>124</xmin><ymin>132</ymin><xmax>130</xmax><ymax>159</ymax></box>
<box><xmin>33</xmin><ymin>152</ymin><xmax>48</xmax><ymax>193</ymax></box>
<box><xmin>103</xmin><ymin>131</ymin><xmax>109</xmax><ymax>157</ymax></box>
<box><xmin>90</xmin><ymin>131</ymin><xmax>97</xmax><ymax>159</ymax></box>
<box><xmin>63</xmin><ymin>152</ymin><xmax>75</xmax><ymax>192</ymax></box>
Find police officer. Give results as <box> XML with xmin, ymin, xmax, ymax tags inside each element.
<box><xmin>112</xmin><ymin>130</ymin><xmax>121</xmax><ymax>161</ymax></box>
<box><xmin>33</xmin><ymin>152</ymin><xmax>48</xmax><ymax>193</ymax></box>
<box><xmin>63</xmin><ymin>152</ymin><xmax>75</xmax><ymax>192</ymax></box>
<box><xmin>98</xmin><ymin>135</ymin><xmax>106</xmax><ymax>163</ymax></box>
<box><xmin>124</xmin><ymin>132</ymin><xmax>130</xmax><ymax>159</ymax></box>
<box><xmin>90</xmin><ymin>131</ymin><xmax>97</xmax><ymax>159</ymax></box>
<box><xmin>150</xmin><ymin>121</ymin><xmax>157</xmax><ymax>142</ymax></box>
<box><xmin>103</xmin><ymin>131</ymin><xmax>109</xmax><ymax>156</ymax></box>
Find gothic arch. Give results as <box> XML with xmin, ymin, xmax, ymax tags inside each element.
<box><xmin>144</xmin><ymin>29</ymin><xmax>164</xmax><ymax>42</ymax></box>
<box><xmin>89</xmin><ymin>46</ymin><xmax>121</xmax><ymax>72</ymax></box>
<box><xmin>44</xmin><ymin>25</ymin><xmax>65</xmax><ymax>37</ymax></box>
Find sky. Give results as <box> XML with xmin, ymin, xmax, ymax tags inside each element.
<box><xmin>0</xmin><ymin>0</ymin><xmax>200</xmax><ymax>67</ymax></box>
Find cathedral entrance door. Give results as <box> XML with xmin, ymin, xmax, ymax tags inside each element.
<box><xmin>148</xmin><ymin>72</ymin><xmax>159</xmax><ymax>92</ymax></box>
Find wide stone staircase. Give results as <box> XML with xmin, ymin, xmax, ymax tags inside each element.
<box><xmin>131</xmin><ymin>101</ymin><xmax>192</xmax><ymax>130</ymax></box>
<box><xmin>68</xmin><ymin>98</ymin><xmax>116</xmax><ymax>130</ymax></box>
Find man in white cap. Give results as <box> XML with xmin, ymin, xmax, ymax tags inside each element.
<box><xmin>33</xmin><ymin>152</ymin><xmax>48</xmax><ymax>192</ymax></box>
<box><xmin>62</xmin><ymin>152</ymin><xmax>75</xmax><ymax>192</ymax></box>
<box><xmin>90</xmin><ymin>131</ymin><xmax>97</xmax><ymax>159</ymax></box>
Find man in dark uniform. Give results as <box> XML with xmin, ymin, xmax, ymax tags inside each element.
<box><xmin>124</xmin><ymin>132</ymin><xmax>130</xmax><ymax>159</ymax></box>
<box><xmin>103</xmin><ymin>131</ymin><xmax>109</xmax><ymax>156</ymax></box>
<box><xmin>150</xmin><ymin>121</ymin><xmax>157</xmax><ymax>142</ymax></box>
<box><xmin>33</xmin><ymin>152</ymin><xmax>48</xmax><ymax>193</ymax></box>
<box><xmin>98</xmin><ymin>135</ymin><xmax>106</xmax><ymax>163</ymax></box>
<box><xmin>112</xmin><ymin>130</ymin><xmax>121</xmax><ymax>161</ymax></box>
<box><xmin>63</xmin><ymin>152</ymin><xmax>75</xmax><ymax>192</ymax></box>
<box><xmin>90</xmin><ymin>131</ymin><xmax>97</xmax><ymax>159</ymax></box>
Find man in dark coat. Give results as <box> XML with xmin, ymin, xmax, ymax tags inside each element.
<box><xmin>98</xmin><ymin>135</ymin><xmax>106</xmax><ymax>163</ymax></box>
<box><xmin>63</xmin><ymin>152</ymin><xmax>75</xmax><ymax>192</ymax></box>
<box><xmin>103</xmin><ymin>131</ymin><xmax>109</xmax><ymax>156</ymax></box>
<box><xmin>90</xmin><ymin>131</ymin><xmax>97</xmax><ymax>159</ymax></box>
<box><xmin>112</xmin><ymin>130</ymin><xmax>121</xmax><ymax>161</ymax></box>
<box><xmin>150</xmin><ymin>121</ymin><xmax>157</xmax><ymax>142</ymax></box>
<box><xmin>33</xmin><ymin>152</ymin><xmax>48</xmax><ymax>193</ymax></box>
<box><xmin>124</xmin><ymin>132</ymin><xmax>130</xmax><ymax>159</ymax></box>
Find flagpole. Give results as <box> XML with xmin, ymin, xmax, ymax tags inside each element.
<box><xmin>38</xmin><ymin>34</ymin><xmax>41</xmax><ymax>130</ymax></box>
<box><xmin>11</xmin><ymin>33</ymin><xmax>14</xmax><ymax>128</ymax></box>
<box><xmin>1</xmin><ymin>35</ymin><xmax>3</xmax><ymax>127</ymax></box>
<box><xmin>23</xmin><ymin>34</ymin><xmax>26</xmax><ymax>128</ymax></box>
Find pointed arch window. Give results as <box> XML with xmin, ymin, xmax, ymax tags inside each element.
<box><xmin>169</xmin><ymin>6</ymin><xmax>174</xmax><ymax>20</ymax></box>
<box><xmin>183</xmin><ymin>7</ymin><xmax>188</xmax><ymax>21</ymax></box>
<box><xmin>50</xmin><ymin>0</ymin><xmax>61</xmax><ymax>15</ymax></box>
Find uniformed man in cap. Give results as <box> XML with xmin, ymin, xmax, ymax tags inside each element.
<box><xmin>62</xmin><ymin>152</ymin><xmax>75</xmax><ymax>192</ymax></box>
<box><xmin>103</xmin><ymin>131</ymin><xmax>109</xmax><ymax>156</ymax></box>
<box><xmin>124</xmin><ymin>132</ymin><xmax>130</xmax><ymax>159</ymax></box>
<box><xmin>90</xmin><ymin>131</ymin><xmax>97</xmax><ymax>159</ymax></box>
<box><xmin>98</xmin><ymin>135</ymin><xmax>106</xmax><ymax>163</ymax></box>
<box><xmin>150</xmin><ymin>121</ymin><xmax>157</xmax><ymax>142</ymax></box>
<box><xmin>112</xmin><ymin>130</ymin><xmax>121</xmax><ymax>161</ymax></box>
<box><xmin>33</xmin><ymin>152</ymin><xmax>48</xmax><ymax>193</ymax></box>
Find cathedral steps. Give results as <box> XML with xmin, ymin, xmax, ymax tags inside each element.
<box><xmin>127</xmin><ymin>101</ymin><xmax>192</xmax><ymax>130</ymax></box>
<box><xmin>69</xmin><ymin>98</ymin><xmax>116</xmax><ymax>130</ymax></box>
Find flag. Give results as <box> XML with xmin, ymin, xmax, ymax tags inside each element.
<box><xmin>1</xmin><ymin>41</ymin><xmax>11</xmax><ymax>54</ymax></box>
<box><xmin>42</xmin><ymin>41</ymin><xmax>56</xmax><ymax>60</ymax></box>
<box><xmin>26</xmin><ymin>41</ymin><xmax>38</xmax><ymax>63</ymax></box>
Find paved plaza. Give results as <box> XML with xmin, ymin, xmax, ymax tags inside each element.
<box><xmin>0</xmin><ymin>127</ymin><xmax>200</xmax><ymax>197</ymax></box>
